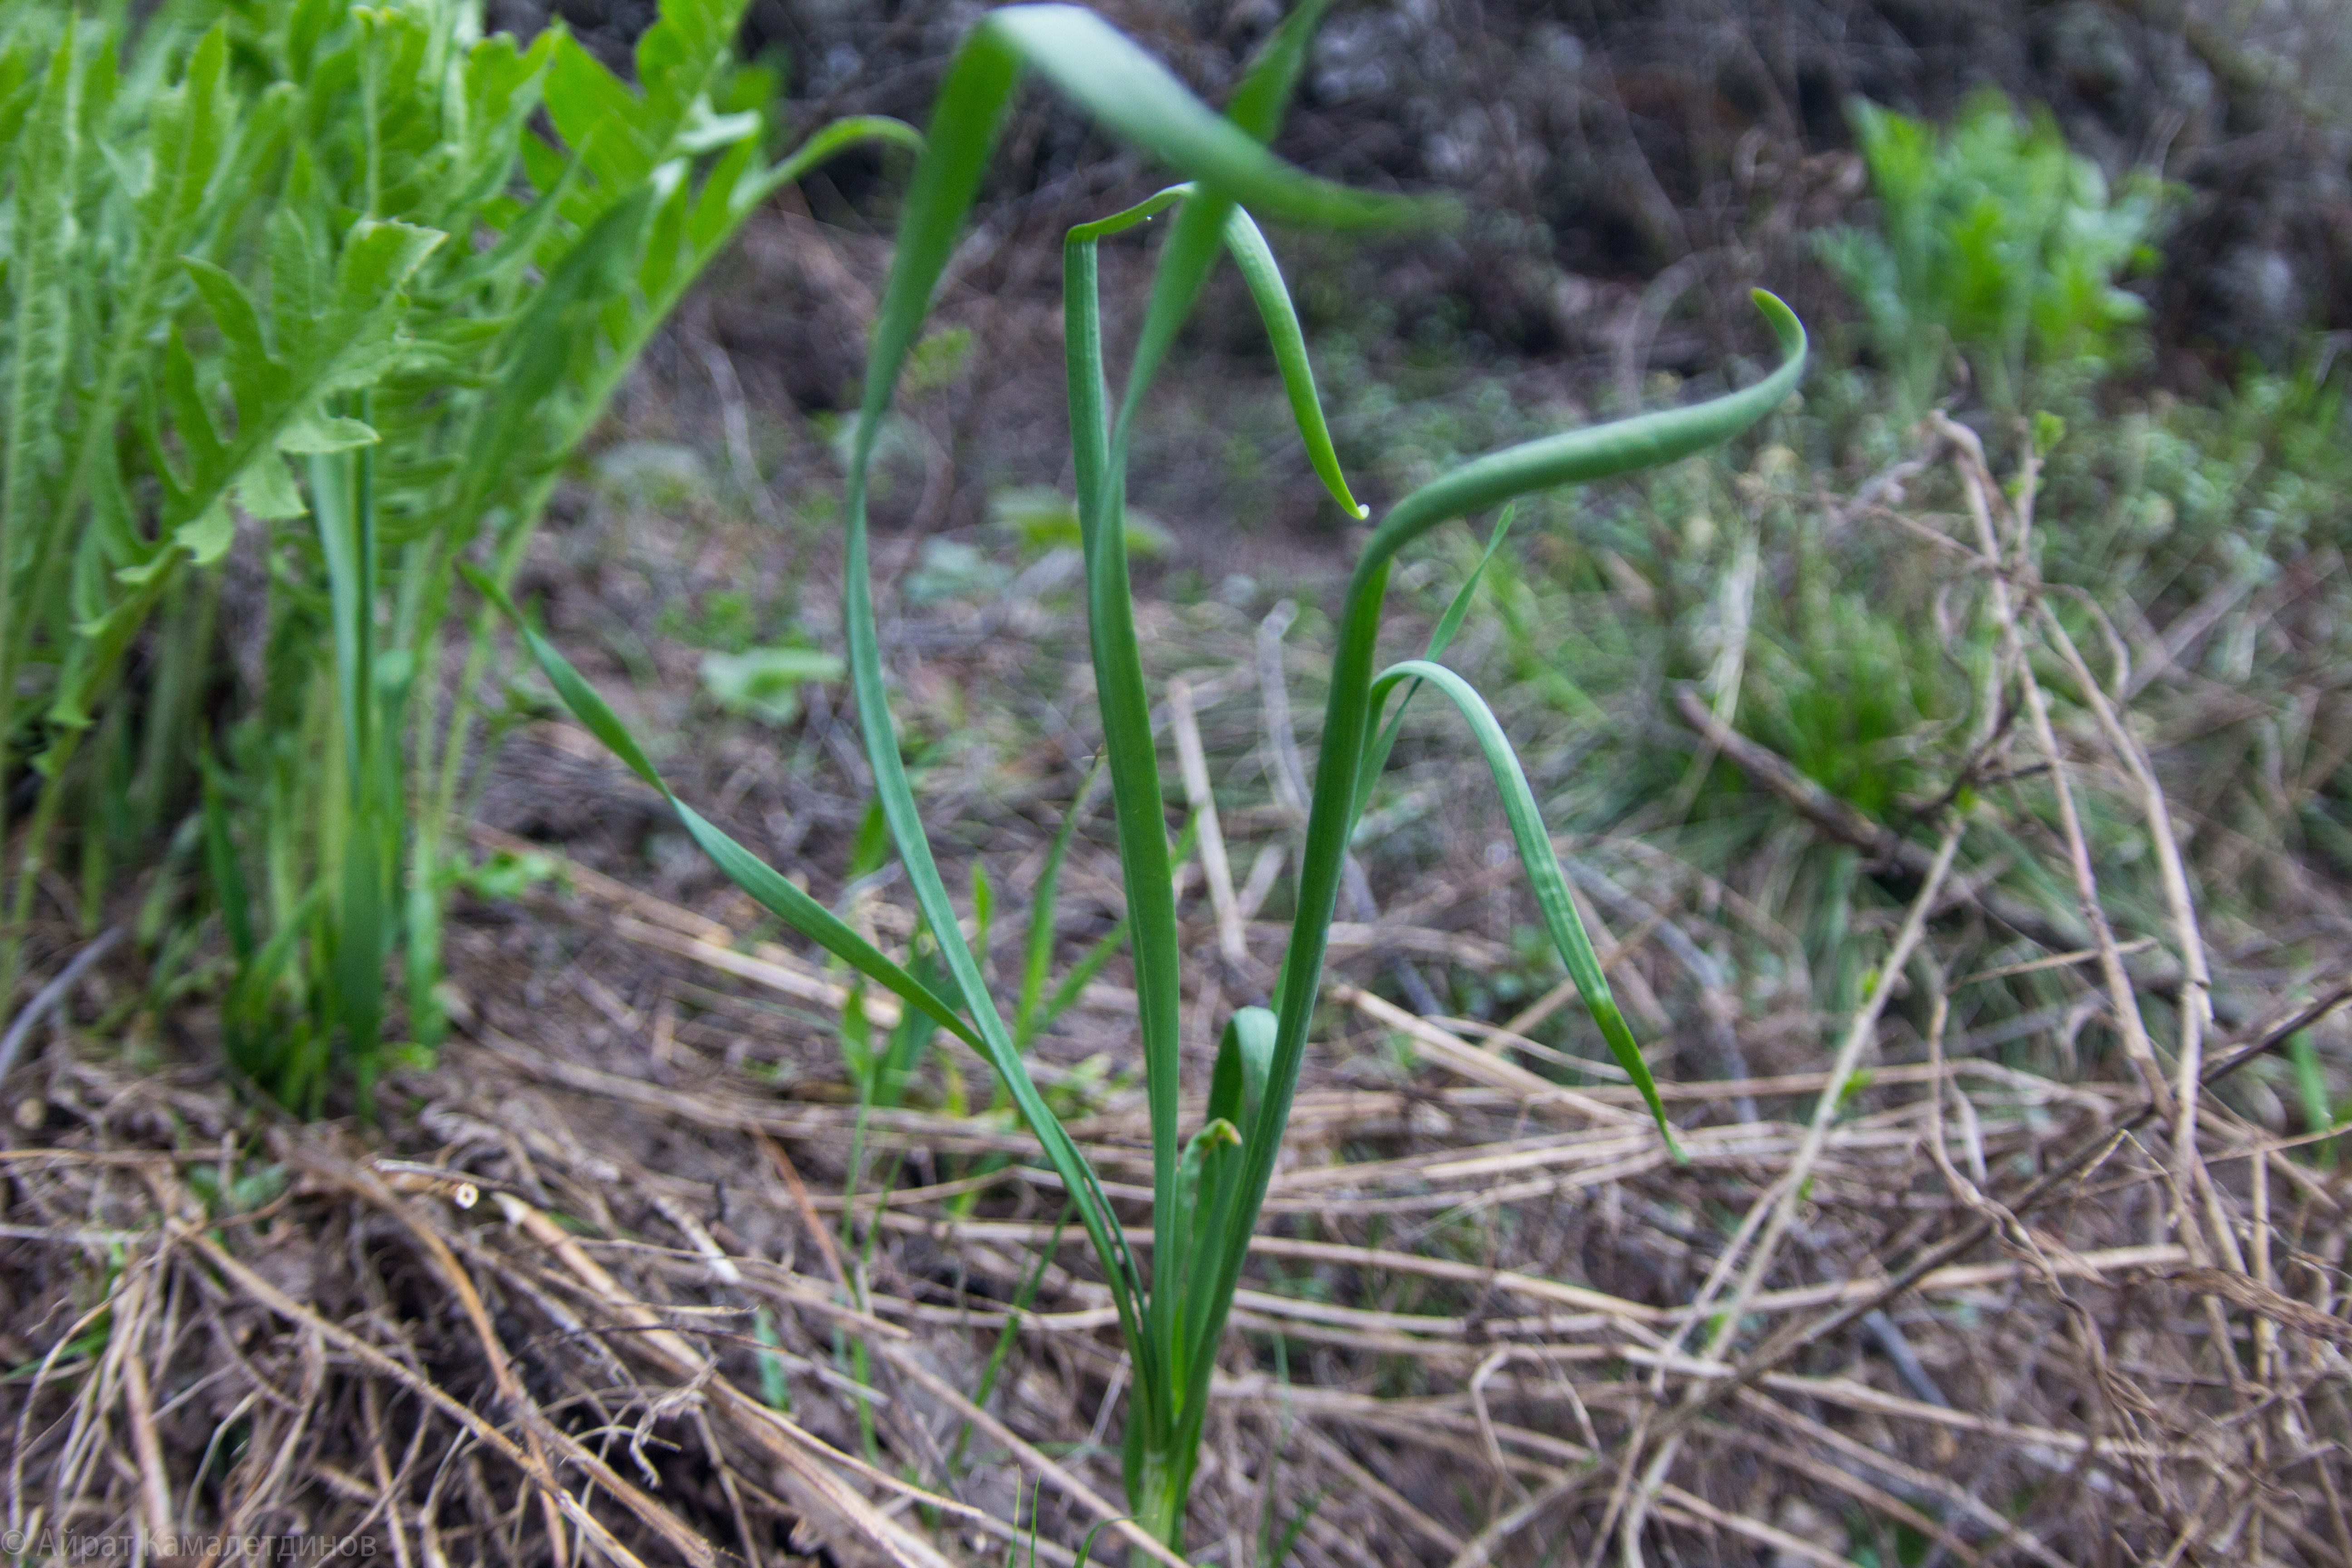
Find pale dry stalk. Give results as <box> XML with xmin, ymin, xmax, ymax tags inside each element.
<box><xmin>1170</xmin><ymin>676</ymin><xmax>1248</xmax><ymax>968</ymax></box>
<box><xmin>1931</xmin><ymin>414</ymin><xmax>2178</xmax><ymax>1130</ymax></box>
<box><xmin>1934</xmin><ymin>419</ymin><xmax>2258</xmax><ymax>1463</ymax></box>
<box><xmin>1617</xmin><ymin>815</ymin><xmax>1966</xmax><ymax>1565</ymax></box>
<box><xmin>2031</xmin><ymin>603</ymin><xmax>2245</xmax><ymax>1277</ymax></box>
<box><xmin>486</xmin><ymin>1191</ymin><xmax>970</xmax><ymax>1568</ymax></box>
<box><xmin>113</xmin><ymin>1266</ymin><xmax>175</xmax><ymax>1546</ymax></box>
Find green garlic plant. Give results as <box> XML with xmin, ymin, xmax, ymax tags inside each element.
<box><xmin>485</xmin><ymin>1</ymin><xmax>1805</xmax><ymax>1547</ymax></box>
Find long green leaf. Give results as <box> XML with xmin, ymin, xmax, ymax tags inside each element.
<box><xmin>1059</xmin><ymin>185</ymin><xmax>1216</xmax><ymax>1385</ymax></box>
<box><xmin>1221</xmin><ymin>207</ymin><xmax>1364</xmax><ymax>519</ymax></box>
<box><xmin>1064</xmin><ymin>4</ymin><xmax>1356</xmax><ymax>1463</ymax></box>
<box><xmin>1013</xmin><ymin>760</ymin><xmax>1102</xmax><ymax>1048</ymax></box>
<box><xmin>1082</xmin><ymin>192</ymin><xmax>1222</xmax><ymax>1426</ymax></box>
<box><xmin>1371</xmin><ymin>658</ymin><xmax>1674</xmax><ymax>1137</ymax></box>
<box><xmin>985</xmin><ymin>6</ymin><xmax>1432</xmax><ymax>235</ymax></box>
<box><xmin>1351</xmin><ymin>504</ymin><xmax>1517</xmax><ymax>830</ymax></box>
<box><xmin>460</xmin><ymin>565</ymin><xmax>981</xmax><ymax>1050</ymax></box>
<box><xmin>310</xmin><ymin>423</ymin><xmax>391</xmax><ymax>1107</ymax></box>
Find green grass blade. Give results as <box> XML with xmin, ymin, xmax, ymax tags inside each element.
<box><xmin>1352</xmin><ymin>504</ymin><xmax>1516</xmax><ymax>828</ymax></box>
<box><xmin>1221</xmin><ymin>207</ymin><xmax>1365</xmax><ymax>519</ymax></box>
<box><xmin>461</xmin><ymin>565</ymin><xmax>979</xmax><ymax>1049</ymax></box>
<box><xmin>1373</xmin><ymin>658</ymin><xmax>1675</xmax><ymax>1142</ymax></box>
<box><xmin>874</xmin><ymin>937</ymin><xmax>945</xmax><ymax>1111</ymax></box>
<box><xmin>1014</xmin><ymin>760</ymin><xmax>1102</xmax><ymax>1046</ymax></box>
<box><xmin>1425</xmin><ymin>505</ymin><xmax>1518</xmax><ymax>661</ymax></box>
<box><xmin>1265</xmin><ymin>1491</ymin><xmax>1324</xmax><ymax>1568</ymax></box>
<box><xmin>1025</xmin><ymin>915</ymin><xmax>1130</xmax><ymax>1047</ymax></box>
<box><xmin>1021</xmin><ymin>805</ymin><xmax>1196</xmax><ymax>1050</ymax></box>
<box><xmin>950</xmin><ymin>1206</ymin><xmax>1069</xmax><ymax>1475</ymax></box>
<box><xmin>201</xmin><ymin>750</ymin><xmax>255</xmax><ymax>962</ymax></box>
<box><xmin>1070</xmin><ymin>1515</ymin><xmax>1127</xmax><ymax>1568</ymax></box>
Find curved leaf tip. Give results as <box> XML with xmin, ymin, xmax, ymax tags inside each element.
<box><xmin>1749</xmin><ymin>288</ymin><xmax>1807</xmax><ymax>364</ymax></box>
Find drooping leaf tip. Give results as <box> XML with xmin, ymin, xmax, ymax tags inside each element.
<box><xmin>1748</xmin><ymin>289</ymin><xmax>1807</xmax><ymax>358</ymax></box>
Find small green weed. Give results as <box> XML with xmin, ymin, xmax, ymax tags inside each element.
<box><xmin>1817</xmin><ymin>88</ymin><xmax>2167</xmax><ymax>413</ymax></box>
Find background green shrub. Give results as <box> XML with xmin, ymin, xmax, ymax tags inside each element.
<box><xmin>1816</xmin><ymin>88</ymin><xmax>2168</xmax><ymax>413</ymax></box>
<box><xmin>0</xmin><ymin>0</ymin><xmax>907</xmax><ymax>1111</ymax></box>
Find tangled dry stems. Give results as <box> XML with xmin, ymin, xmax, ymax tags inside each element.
<box><xmin>5</xmin><ymin>431</ymin><xmax>2351</xmax><ymax>1565</ymax></box>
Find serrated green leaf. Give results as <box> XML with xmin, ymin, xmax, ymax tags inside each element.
<box><xmin>1</xmin><ymin>20</ymin><xmax>83</xmax><ymax>667</ymax></box>
<box><xmin>277</xmin><ymin>413</ymin><xmax>379</xmax><ymax>454</ymax></box>
<box><xmin>266</xmin><ymin>203</ymin><xmax>326</xmax><ymax>336</ymax></box>
<box><xmin>184</xmin><ymin>256</ymin><xmax>281</xmax><ymax>392</ymax></box>
<box><xmin>173</xmin><ymin>503</ymin><xmax>234</xmax><ymax>566</ymax></box>
<box><xmin>235</xmin><ymin>455</ymin><xmax>306</xmax><ymax>519</ymax></box>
